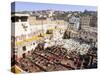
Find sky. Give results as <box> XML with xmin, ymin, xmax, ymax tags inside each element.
<box><xmin>11</xmin><ymin>1</ymin><xmax>97</xmax><ymax>12</ymax></box>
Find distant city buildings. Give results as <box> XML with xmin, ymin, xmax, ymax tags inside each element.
<box><xmin>80</xmin><ymin>14</ymin><xmax>97</xmax><ymax>28</ymax></box>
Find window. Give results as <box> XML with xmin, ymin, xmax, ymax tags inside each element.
<box><xmin>20</xmin><ymin>16</ymin><xmax>28</xmax><ymax>22</ymax></box>
<box><xmin>22</xmin><ymin>53</ymin><xmax>26</xmax><ymax>58</ymax></box>
<box><xmin>46</xmin><ymin>30</ymin><xmax>53</xmax><ymax>34</ymax></box>
<box><xmin>22</xmin><ymin>46</ymin><xmax>26</xmax><ymax>51</ymax></box>
<box><xmin>33</xmin><ymin>43</ymin><xmax>35</xmax><ymax>45</ymax></box>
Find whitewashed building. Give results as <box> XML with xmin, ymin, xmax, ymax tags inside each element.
<box><xmin>68</xmin><ymin>15</ymin><xmax>80</xmax><ymax>30</ymax></box>
<box><xmin>11</xmin><ymin>13</ymin><xmax>67</xmax><ymax>58</ymax></box>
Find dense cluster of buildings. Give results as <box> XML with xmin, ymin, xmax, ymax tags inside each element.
<box><xmin>11</xmin><ymin>10</ymin><xmax>97</xmax><ymax>73</ymax></box>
